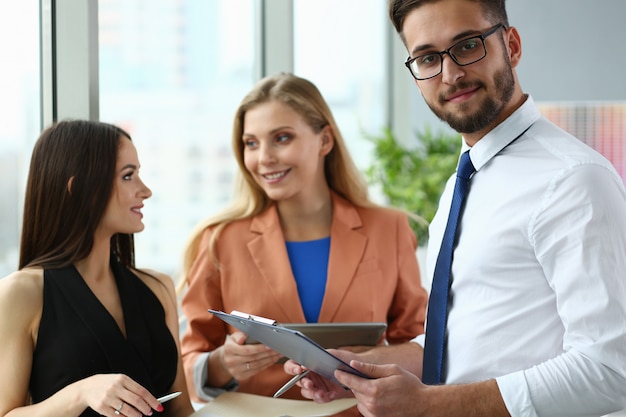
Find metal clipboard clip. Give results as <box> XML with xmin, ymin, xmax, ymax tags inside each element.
<box><xmin>230</xmin><ymin>310</ymin><xmax>277</xmax><ymax>325</ymax></box>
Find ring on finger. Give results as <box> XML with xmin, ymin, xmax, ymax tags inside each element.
<box><xmin>114</xmin><ymin>402</ymin><xmax>124</xmax><ymax>415</ymax></box>
<box><xmin>246</xmin><ymin>362</ymin><xmax>250</xmax><ymax>370</ymax></box>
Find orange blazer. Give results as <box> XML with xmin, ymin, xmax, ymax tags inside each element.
<box><xmin>181</xmin><ymin>193</ymin><xmax>427</xmax><ymax>413</ymax></box>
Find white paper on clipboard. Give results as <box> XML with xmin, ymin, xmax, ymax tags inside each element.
<box><xmin>208</xmin><ymin>309</ymin><xmax>370</xmax><ymax>385</ymax></box>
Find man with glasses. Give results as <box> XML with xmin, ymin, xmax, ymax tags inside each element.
<box><xmin>284</xmin><ymin>0</ymin><xmax>626</xmax><ymax>416</ymax></box>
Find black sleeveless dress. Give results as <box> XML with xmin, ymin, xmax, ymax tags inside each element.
<box><xmin>29</xmin><ymin>258</ymin><xmax>178</xmax><ymax>417</ymax></box>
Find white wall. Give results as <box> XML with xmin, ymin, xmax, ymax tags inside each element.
<box><xmin>508</xmin><ymin>0</ymin><xmax>626</xmax><ymax>102</ymax></box>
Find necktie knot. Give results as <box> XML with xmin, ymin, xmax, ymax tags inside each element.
<box><xmin>457</xmin><ymin>151</ymin><xmax>475</xmax><ymax>181</ymax></box>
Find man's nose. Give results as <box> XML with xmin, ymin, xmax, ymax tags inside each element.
<box><xmin>441</xmin><ymin>53</ymin><xmax>464</xmax><ymax>84</ymax></box>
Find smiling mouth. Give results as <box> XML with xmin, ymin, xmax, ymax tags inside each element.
<box><xmin>445</xmin><ymin>87</ymin><xmax>479</xmax><ymax>102</ymax></box>
<box><xmin>262</xmin><ymin>170</ymin><xmax>289</xmax><ymax>181</ymax></box>
<box><xmin>443</xmin><ymin>81</ymin><xmax>484</xmax><ymax>102</ymax></box>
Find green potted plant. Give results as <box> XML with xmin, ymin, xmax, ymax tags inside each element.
<box><xmin>365</xmin><ymin>126</ymin><xmax>462</xmax><ymax>246</ymax></box>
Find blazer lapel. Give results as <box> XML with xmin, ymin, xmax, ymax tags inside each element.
<box><xmin>318</xmin><ymin>193</ymin><xmax>367</xmax><ymax>322</ymax></box>
<box><xmin>248</xmin><ymin>205</ymin><xmax>306</xmax><ymax>322</ymax></box>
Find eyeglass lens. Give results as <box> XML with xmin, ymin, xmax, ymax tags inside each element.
<box><xmin>406</xmin><ymin>23</ymin><xmax>504</xmax><ymax>80</ymax></box>
<box><xmin>408</xmin><ymin>36</ymin><xmax>486</xmax><ymax>80</ymax></box>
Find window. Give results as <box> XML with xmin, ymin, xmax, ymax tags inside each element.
<box><xmin>293</xmin><ymin>0</ymin><xmax>387</xmax><ymax>171</ymax></box>
<box><xmin>99</xmin><ymin>0</ymin><xmax>255</xmax><ymax>276</ymax></box>
<box><xmin>0</xmin><ymin>1</ymin><xmax>40</xmax><ymax>277</ymax></box>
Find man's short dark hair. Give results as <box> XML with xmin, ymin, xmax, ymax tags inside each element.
<box><xmin>388</xmin><ymin>0</ymin><xmax>509</xmax><ymax>42</ymax></box>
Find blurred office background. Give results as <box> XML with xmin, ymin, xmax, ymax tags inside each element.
<box><xmin>1</xmin><ymin>0</ymin><xmax>625</xmax><ymax>281</ymax></box>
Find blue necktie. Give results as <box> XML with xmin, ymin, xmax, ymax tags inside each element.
<box><xmin>422</xmin><ymin>150</ymin><xmax>475</xmax><ymax>385</ymax></box>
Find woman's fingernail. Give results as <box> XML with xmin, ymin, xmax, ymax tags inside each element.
<box><xmin>157</xmin><ymin>404</ymin><xmax>164</xmax><ymax>412</ymax></box>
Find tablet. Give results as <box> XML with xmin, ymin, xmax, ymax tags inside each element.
<box><xmin>246</xmin><ymin>322</ymin><xmax>387</xmax><ymax>348</ymax></box>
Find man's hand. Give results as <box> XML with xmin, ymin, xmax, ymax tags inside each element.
<box><xmin>336</xmin><ymin>360</ymin><xmax>426</xmax><ymax>417</ymax></box>
<box><xmin>282</xmin><ymin>349</ymin><xmax>362</xmax><ymax>402</ymax></box>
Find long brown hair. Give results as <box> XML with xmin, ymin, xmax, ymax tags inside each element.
<box><xmin>179</xmin><ymin>73</ymin><xmax>374</xmax><ymax>289</ymax></box>
<box><xmin>20</xmin><ymin>119</ymin><xmax>136</xmax><ymax>270</ymax></box>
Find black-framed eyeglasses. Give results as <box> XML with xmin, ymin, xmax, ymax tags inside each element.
<box><xmin>405</xmin><ymin>23</ymin><xmax>505</xmax><ymax>81</ymax></box>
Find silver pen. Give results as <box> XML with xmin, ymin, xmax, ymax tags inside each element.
<box><xmin>157</xmin><ymin>391</ymin><xmax>182</xmax><ymax>403</ymax></box>
<box><xmin>273</xmin><ymin>369</ymin><xmax>311</xmax><ymax>398</ymax></box>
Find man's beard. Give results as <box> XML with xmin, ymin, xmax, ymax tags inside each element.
<box><xmin>425</xmin><ymin>61</ymin><xmax>515</xmax><ymax>134</ymax></box>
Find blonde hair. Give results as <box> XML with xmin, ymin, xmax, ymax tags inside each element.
<box><xmin>178</xmin><ymin>73</ymin><xmax>374</xmax><ymax>291</ymax></box>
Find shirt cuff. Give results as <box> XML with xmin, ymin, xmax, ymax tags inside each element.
<box><xmin>496</xmin><ymin>371</ymin><xmax>538</xmax><ymax>417</ymax></box>
<box><xmin>193</xmin><ymin>351</ymin><xmax>240</xmax><ymax>402</ymax></box>
<box><xmin>411</xmin><ymin>333</ymin><xmax>425</xmax><ymax>348</ymax></box>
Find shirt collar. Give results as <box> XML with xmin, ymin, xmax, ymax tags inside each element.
<box><xmin>461</xmin><ymin>94</ymin><xmax>542</xmax><ymax>171</ymax></box>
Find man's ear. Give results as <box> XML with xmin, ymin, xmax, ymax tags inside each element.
<box><xmin>506</xmin><ymin>26</ymin><xmax>522</xmax><ymax>68</ymax></box>
<box><xmin>67</xmin><ymin>176</ymin><xmax>74</xmax><ymax>195</ymax></box>
<box><xmin>320</xmin><ymin>125</ymin><xmax>335</xmax><ymax>157</ymax></box>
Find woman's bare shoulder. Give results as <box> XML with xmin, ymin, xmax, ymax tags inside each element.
<box><xmin>0</xmin><ymin>268</ymin><xmax>43</xmax><ymax>296</ymax></box>
<box><xmin>0</xmin><ymin>268</ymin><xmax>44</xmax><ymax>325</ymax></box>
<box><xmin>133</xmin><ymin>267</ymin><xmax>173</xmax><ymax>289</ymax></box>
<box><xmin>132</xmin><ymin>267</ymin><xmax>176</xmax><ymax>302</ymax></box>
<box><xmin>131</xmin><ymin>267</ymin><xmax>180</xmax><ymax>328</ymax></box>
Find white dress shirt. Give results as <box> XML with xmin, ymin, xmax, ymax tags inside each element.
<box><xmin>417</xmin><ymin>96</ymin><xmax>626</xmax><ymax>417</ymax></box>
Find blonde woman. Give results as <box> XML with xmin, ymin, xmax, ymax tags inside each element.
<box><xmin>179</xmin><ymin>73</ymin><xmax>427</xmax><ymax>416</ymax></box>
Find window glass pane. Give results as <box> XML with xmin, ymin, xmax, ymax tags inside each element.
<box><xmin>293</xmin><ymin>0</ymin><xmax>386</xmax><ymax>173</ymax></box>
<box><xmin>99</xmin><ymin>0</ymin><xmax>255</xmax><ymax>276</ymax></box>
<box><xmin>0</xmin><ymin>2</ymin><xmax>40</xmax><ymax>277</ymax></box>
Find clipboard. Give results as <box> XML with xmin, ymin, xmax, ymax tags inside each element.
<box><xmin>209</xmin><ymin>310</ymin><xmax>370</xmax><ymax>384</ymax></box>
